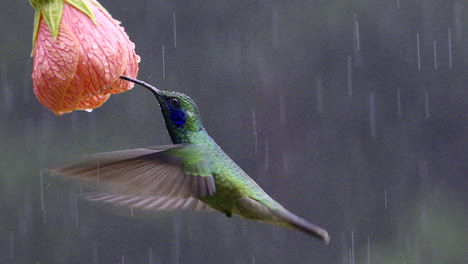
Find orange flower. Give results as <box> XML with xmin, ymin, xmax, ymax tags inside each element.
<box><xmin>30</xmin><ymin>0</ymin><xmax>140</xmax><ymax>115</ymax></box>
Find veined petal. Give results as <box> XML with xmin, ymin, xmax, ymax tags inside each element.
<box><xmin>32</xmin><ymin>17</ymin><xmax>81</xmax><ymax>115</ymax></box>
<box><xmin>86</xmin><ymin>0</ymin><xmax>139</xmax><ymax>94</ymax></box>
<box><xmin>109</xmin><ymin>30</ymin><xmax>140</xmax><ymax>93</ymax></box>
<box><xmin>77</xmin><ymin>93</ymin><xmax>110</xmax><ymax>110</ymax></box>
<box><xmin>63</xmin><ymin>3</ymin><xmax>128</xmax><ymax>97</ymax></box>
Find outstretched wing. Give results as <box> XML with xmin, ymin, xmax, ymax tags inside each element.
<box><xmin>49</xmin><ymin>144</ymin><xmax>216</xmax><ymax>210</ymax></box>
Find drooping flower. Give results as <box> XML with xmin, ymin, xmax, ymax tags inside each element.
<box><xmin>30</xmin><ymin>0</ymin><xmax>140</xmax><ymax>115</ymax></box>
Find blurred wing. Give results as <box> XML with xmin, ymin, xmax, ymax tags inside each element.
<box><xmin>82</xmin><ymin>192</ymin><xmax>212</xmax><ymax>211</ymax></box>
<box><xmin>50</xmin><ymin>144</ymin><xmax>216</xmax><ymax>205</ymax></box>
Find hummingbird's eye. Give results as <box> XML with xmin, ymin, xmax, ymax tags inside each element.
<box><xmin>170</xmin><ymin>98</ymin><xmax>181</xmax><ymax>108</ymax></box>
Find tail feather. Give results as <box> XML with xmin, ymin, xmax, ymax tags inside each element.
<box><xmin>235</xmin><ymin>197</ymin><xmax>330</xmax><ymax>244</ymax></box>
<box><xmin>271</xmin><ymin>207</ymin><xmax>330</xmax><ymax>244</ymax></box>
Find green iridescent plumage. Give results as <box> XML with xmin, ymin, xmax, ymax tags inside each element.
<box><xmin>53</xmin><ymin>76</ymin><xmax>330</xmax><ymax>244</ymax></box>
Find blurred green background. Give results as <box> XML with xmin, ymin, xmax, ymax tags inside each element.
<box><xmin>1</xmin><ymin>0</ymin><xmax>466</xmax><ymax>263</ymax></box>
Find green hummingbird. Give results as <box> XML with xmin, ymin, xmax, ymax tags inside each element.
<box><xmin>54</xmin><ymin>76</ymin><xmax>330</xmax><ymax>244</ymax></box>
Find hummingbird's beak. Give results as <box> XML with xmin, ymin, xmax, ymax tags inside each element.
<box><xmin>120</xmin><ymin>76</ymin><xmax>161</xmax><ymax>98</ymax></box>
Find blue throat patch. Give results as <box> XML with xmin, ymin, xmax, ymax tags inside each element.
<box><xmin>170</xmin><ymin>109</ymin><xmax>186</xmax><ymax>127</ymax></box>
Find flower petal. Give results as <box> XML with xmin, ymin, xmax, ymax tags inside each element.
<box><xmin>109</xmin><ymin>30</ymin><xmax>140</xmax><ymax>94</ymax></box>
<box><xmin>77</xmin><ymin>93</ymin><xmax>110</xmax><ymax>110</ymax></box>
<box><xmin>63</xmin><ymin>3</ymin><xmax>128</xmax><ymax>98</ymax></box>
<box><xmin>32</xmin><ymin>17</ymin><xmax>81</xmax><ymax>115</ymax></box>
<box><xmin>92</xmin><ymin>1</ymin><xmax>140</xmax><ymax>94</ymax></box>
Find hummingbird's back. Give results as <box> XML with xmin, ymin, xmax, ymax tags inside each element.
<box><xmin>186</xmin><ymin>129</ymin><xmax>278</xmax><ymax>212</ymax></box>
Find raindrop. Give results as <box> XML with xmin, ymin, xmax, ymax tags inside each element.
<box><xmin>396</xmin><ymin>0</ymin><xmax>400</xmax><ymax>9</ymax></box>
<box><xmin>162</xmin><ymin>45</ymin><xmax>166</xmax><ymax>80</ymax></box>
<box><xmin>354</xmin><ymin>14</ymin><xmax>360</xmax><ymax>52</ymax></box>
<box><xmin>367</xmin><ymin>236</ymin><xmax>370</xmax><ymax>264</ymax></box>
<box><xmin>397</xmin><ymin>88</ymin><xmax>402</xmax><ymax>118</ymax></box>
<box><xmin>351</xmin><ymin>231</ymin><xmax>355</xmax><ymax>264</ymax></box>
<box><xmin>39</xmin><ymin>170</ymin><xmax>47</xmax><ymax>224</ymax></box>
<box><xmin>251</xmin><ymin>110</ymin><xmax>258</xmax><ymax>154</ymax></box>
<box><xmin>40</xmin><ymin>170</ymin><xmax>45</xmax><ymax>211</ymax></box>
<box><xmin>252</xmin><ymin>256</ymin><xmax>256</xmax><ymax>264</ymax></box>
<box><xmin>316</xmin><ymin>77</ymin><xmax>323</xmax><ymax>113</ymax></box>
<box><xmin>347</xmin><ymin>56</ymin><xmax>353</xmax><ymax>96</ymax></box>
<box><xmin>96</xmin><ymin>161</ymin><xmax>100</xmax><ymax>187</ymax></box>
<box><xmin>75</xmin><ymin>194</ymin><xmax>79</xmax><ymax>228</ymax></box>
<box><xmin>416</xmin><ymin>33</ymin><xmax>421</xmax><ymax>71</ymax></box>
<box><xmin>85</xmin><ymin>109</ymin><xmax>93</xmax><ymax>113</ymax></box>
<box><xmin>433</xmin><ymin>40</ymin><xmax>438</xmax><ymax>70</ymax></box>
<box><xmin>424</xmin><ymin>89</ymin><xmax>430</xmax><ymax>119</ymax></box>
<box><xmin>149</xmin><ymin>247</ymin><xmax>154</xmax><ymax>264</ymax></box>
<box><xmin>369</xmin><ymin>92</ymin><xmax>376</xmax><ymax>139</ymax></box>
<box><xmin>122</xmin><ymin>255</ymin><xmax>125</xmax><ymax>264</ymax></box>
<box><xmin>348</xmin><ymin>248</ymin><xmax>352</xmax><ymax>264</ymax></box>
<box><xmin>384</xmin><ymin>188</ymin><xmax>388</xmax><ymax>210</ymax></box>
<box><xmin>188</xmin><ymin>226</ymin><xmax>193</xmax><ymax>245</ymax></box>
<box><xmin>173</xmin><ymin>12</ymin><xmax>177</xmax><ymax>48</ymax></box>
<box><xmin>130</xmin><ymin>206</ymin><xmax>134</xmax><ymax>216</ymax></box>
<box><xmin>448</xmin><ymin>27</ymin><xmax>453</xmax><ymax>69</ymax></box>
<box><xmin>264</xmin><ymin>139</ymin><xmax>269</xmax><ymax>172</ymax></box>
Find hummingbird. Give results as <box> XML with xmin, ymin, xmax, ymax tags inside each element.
<box><xmin>53</xmin><ymin>76</ymin><xmax>330</xmax><ymax>244</ymax></box>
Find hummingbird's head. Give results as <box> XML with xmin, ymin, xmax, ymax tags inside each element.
<box><xmin>155</xmin><ymin>90</ymin><xmax>203</xmax><ymax>132</ymax></box>
<box><xmin>120</xmin><ymin>76</ymin><xmax>204</xmax><ymax>137</ymax></box>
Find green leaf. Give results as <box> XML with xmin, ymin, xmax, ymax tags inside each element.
<box><xmin>40</xmin><ymin>0</ymin><xmax>64</xmax><ymax>39</ymax></box>
<box><xmin>29</xmin><ymin>0</ymin><xmax>41</xmax><ymax>10</ymax></box>
<box><xmin>65</xmin><ymin>0</ymin><xmax>97</xmax><ymax>24</ymax></box>
<box><xmin>31</xmin><ymin>11</ymin><xmax>41</xmax><ymax>56</ymax></box>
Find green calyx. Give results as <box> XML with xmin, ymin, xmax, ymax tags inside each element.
<box><xmin>66</xmin><ymin>0</ymin><xmax>97</xmax><ymax>23</ymax></box>
<box><xmin>29</xmin><ymin>0</ymin><xmax>98</xmax><ymax>55</ymax></box>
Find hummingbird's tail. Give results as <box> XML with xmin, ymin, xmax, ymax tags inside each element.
<box><xmin>270</xmin><ymin>207</ymin><xmax>331</xmax><ymax>244</ymax></box>
<box><xmin>235</xmin><ymin>197</ymin><xmax>330</xmax><ymax>244</ymax></box>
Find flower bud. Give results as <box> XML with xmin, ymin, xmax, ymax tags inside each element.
<box><xmin>30</xmin><ymin>0</ymin><xmax>140</xmax><ymax>115</ymax></box>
